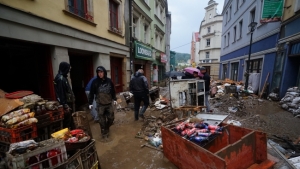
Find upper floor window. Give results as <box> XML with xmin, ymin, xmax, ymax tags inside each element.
<box><xmin>66</xmin><ymin>0</ymin><xmax>94</xmax><ymax>21</ymax></box>
<box><xmin>209</xmin><ymin>14</ymin><xmax>212</xmax><ymax>19</ymax></box>
<box><xmin>229</xmin><ymin>6</ymin><xmax>232</xmax><ymax>21</ymax></box>
<box><xmin>227</xmin><ymin>32</ymin><xmax>230</xmax><ymax>46</ymax></box>
<box><xmin>109</xmin><ymin>0</ymin><xmax>122</xmax><ymax>34</ymax></box>
<box><xmin>239</xmin><ymin>20</ymin><xmax>243</xmax><ymax>38</ymax></box>
<box><xmin>250</xmin><ymin>8</ymin><xmax>256</xmax><ymax>22</ymax></box>
<box><xmin>206</xmin><ymin>52</ymin><xmax>210</xmax><ymax>58</ymax></box>
<box><xmin>224</xmin><ymin>35</ymin><xmax>227</xmax><ymax>47</ymax></box>
<box><xmin>144</xmin><ymin>24</ymin><xmax>149</xmax><ymax>43</ymax></box>
<box><xmin>236</xmin><ymin>0</ymin><xmax>239</xmax><ymax>12</ymax></box>
<box><xmin>207</xmin><ymin>27</ymin><xmax>211</xmax><ymax>33</ymax></box>
<box><xmin>225</xmin><ymin>11</ymin><xmax>228</xmax><ymax>23</ymax></box>
<box><xmin>233</xmin><ymin>26</ymin><xmax>237</xmax><ymax>42</ymax></box>
<box><xmin>133</xmin><ymin>17</ymin><xmax>138</xmax><ymax>38</ymax></box>
<box><xmin>206</xmin><ymin>39</ymin><xmax>211</xmax><ymax>47</ymax></box>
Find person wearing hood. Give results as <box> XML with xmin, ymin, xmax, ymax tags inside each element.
<box><xmin>53</xmin><ymin>61</ymin><xmax>75</xmax><ymax>128</ymax></box>
<box><xmin>129</xmin><ymin>69</ymin><xmax>149</xmax><ymax>121</ymax></box>
<box><xmin>88</xmin><ymin>66</ymin><xmax>117</xmax><ymax>139</ymax></box>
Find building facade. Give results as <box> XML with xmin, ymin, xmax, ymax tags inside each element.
<box><xmin>132</xmin><ymin>0</ymin><xmax>170</xmax><ymax>86</ymax></box>
<box><xmin>0</xmin><ymin>0</ymin><xmax>130</xmax><ymax>108</ymax></box>
<box><xmin>273</xmin><ymin>0</ymin><xmax>300</xmax><ymax>97</ymax></box>
<box><xmin>190</xmin><ymin>32</ymin><xmax>200</xmax><ymax>67</ymax></box>
<box><xmin>220</xmin><ymin>0</ymin><xmax>281</xmax><ymax>94</ymax></box>
<box><xmin>198</xmin><ymin>0</ymin><xmax>223</xmax><ymax>80</ymax></box>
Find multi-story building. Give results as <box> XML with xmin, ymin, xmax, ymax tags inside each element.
<box><xmin>190</xmin><ymin>32</ymin><xmax>200</xmax><ymax>67</ymax></box>
<box><xmin>220</xmin><ymin>0</ymin><xmax>281</xmax><ymax>94</ymax></box>
<box><xmin>198</xmin><ymin>0</ymin><xmax>223</xmax><ymax>80</ymax></box>
<box><xmin>273</xmin><ymin>0</ymin><xmax>300</xmax><ymax>97</ymax></box>
<box><xmin>132</xmin><ymin>0</ymin><xmax>170</xmax><ymax>86</ymax></box>
<box><xmin>0</xmin><ymin>0</ymin><xmax>130</xmax><ymax>107</ymax></box>
<box><xmin>165</xmin><ymin>10</ymin><xmax>172</xmax><ymax>72</ymax></box>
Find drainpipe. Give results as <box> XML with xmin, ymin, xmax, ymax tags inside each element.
<box><xmin>129</xmin><ymin>0</ymin><xmax>133</xmax><ymax>75</ymax></box>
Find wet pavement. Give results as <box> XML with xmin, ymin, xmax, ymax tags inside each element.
<box><xmin>89</xmin><ymin>109</ymin><xmax>177</xmax><ymax>169</ymax></box>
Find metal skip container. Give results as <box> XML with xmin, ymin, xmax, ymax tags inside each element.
<box><xmin>161</xmin><ymin>123</ymin><xmax>274</xmax><ymax>169</ymax></box>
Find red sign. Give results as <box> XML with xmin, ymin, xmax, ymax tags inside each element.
<box><xmin>161</xmin><ymin>53</ymin><xmax>167</xmax><ymax>63</ymax></box>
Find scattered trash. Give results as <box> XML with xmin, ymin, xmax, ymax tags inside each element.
<box><xmin>226</xmin><ymin>120</ymin><xmax>241</xmax><ymax>126</ymax></box>
<box><xmin>228</xmin><ymin>107</ymin><xmax>238</xmax><ymax>113</ymax></box>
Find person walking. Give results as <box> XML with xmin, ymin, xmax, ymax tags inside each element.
<box><xmin>85</xmin><ymin>76</ymin><xmax>98</xmax><ymax>122</ymax></box>
<box><xmin>88</xmin><ymin>66</ymin><xmax>117</xmax><ymax>139</ymax></box>
<box><xmin>199</xmin><ymin>67</ymin><xmax>212</xmax><ymax>112</ymax></box>
<box><xmin>130</xmin><ymin>69</ymin><xmax>149</xmax><ymax>121</ymax></box>
<box><xmin>53</xmin><ymin>61</ymin><xmax>75</xmax><ymax>129</ymax></box>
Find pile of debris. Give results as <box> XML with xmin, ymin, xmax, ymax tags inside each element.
<box><xmin>280</xmin><ymin>87</ymin><xmax>300</xmax><ymax>116</ymax></box>
<box><xmin>211</xmin><ymin>79</ymin><xmax>244</xmax><ymax>98</ymax></box>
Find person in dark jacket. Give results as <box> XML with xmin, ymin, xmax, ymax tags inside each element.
<box><xmin>53</xmin><ymin>62</ymin><xmax>75</xmax><ymax>128</ymax></box>
<box><xmin>199</xmin><ymin>67</ymin><xmax>212</xmax><ymax>112</ymax></box>
<box><xmin>130</xmin><ymin>69</ymin><xmax>149</xmax><ymax>121</ymax></box>
<box><xmin>85</xmin><ymin>76</ymin><xmax>98</xmax><ymax>121</ymax></box>
<box><xmin>88</xmin><ymin>66</ymin><xmax>117</xmax><ymax>139</ymax></box>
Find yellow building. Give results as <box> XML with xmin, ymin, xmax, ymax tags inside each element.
<box><xmin>0</xmin><ymin>0</ymin><xmax>130</xmax><ymax>107</ymax></box>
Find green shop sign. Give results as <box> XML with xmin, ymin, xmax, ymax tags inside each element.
<box><xmin>260</xmin><ymin>0</ymin><xmax>283</xmax><ymax>23</ymax></box>
<box><xmin>135</xmin><ymin>42</ymin><xmax>153</xmax><ymax>61</ymax></box>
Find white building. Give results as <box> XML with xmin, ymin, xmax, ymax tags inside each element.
<box><xmin>220</xmin><ymin>0</ymin><xmax>280</xmax><ymax>94</ymax></box>
<box><xmin>197</xmin><ymin>0</ymin><xmax>223</xmax><ymax>80</ymax></box>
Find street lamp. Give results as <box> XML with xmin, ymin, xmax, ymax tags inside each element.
<box><xmin>244</xmin><ymin>21</ymin><xmax>257</xmax><ymax>92</ymax></box>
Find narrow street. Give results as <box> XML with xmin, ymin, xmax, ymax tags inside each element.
<box><xmin>89</xmin><ymin>108</ymin><xmax>177</xmax><ymax>169</ymax></box>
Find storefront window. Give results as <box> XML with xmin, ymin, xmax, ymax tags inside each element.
<box><xmin>271</xmin><ymin>52</ymin><xmax>285</xmax><ymax>91</ymax></box>
<box><xmin>247</xmin><ymin>58</ymin><xmax>263</xmax><ymax>73</ymax></box>
<box><xmin>222</xmin><ymin>64</ymin><xmax>227</xmax><ymax>80</ymax></box>
<box><xmin>231</xmin><ymin>62</ymin><xmax>239</xmax><ymax>81</ymax></box>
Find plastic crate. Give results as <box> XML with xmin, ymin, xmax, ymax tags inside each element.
<box><xmin>58</xmin><ymin>150</ymin><xmax>84</xmax><ymax>169</ymax></box>
<box><xmin>81</xmin><ymin>139</ymin><xmax>98</xmax><ymax>169</ymax></box>
<box><xmin>48</xmin><ymin>107</ymin><xmax>64</xmax><ymax>122</ymax></box>
<box><xmin>0</xmin><ymin>141</ymin><xmax>9</xmax><ymax>153</ymax></box>
<box><xmin>36</xmin><ymin>113</ymin><xmax>51</xmax><ymax>128</ymax></box>
<box><xmin>49</xmin><ymin>120</ymin><xmax>64</xmax><ymax>135</ymax></box>
<box><xmin>35</xmin><ymin>126</ymin><xmax>49</xmax><ymax>142</ymax></box>
<box><xmin>0</xmin><ymin>124</ymin><xmax>37</xmax><ymax>143</ymax></box>
<box><xmin>7</xmin><ymin>138</ymin><xmax>67</xmax><ymax>169</ymax></box>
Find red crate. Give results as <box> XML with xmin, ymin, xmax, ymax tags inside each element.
<box><xmin>0</xmin><ymin>124</ymin><xmax>37</xmax><ymax>143</ymax></box>
<box><xmin>48</xmin><ymin>107</ymin><xmax>64</xmax><ymax>122</ymax></box>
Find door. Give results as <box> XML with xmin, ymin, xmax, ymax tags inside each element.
<box><xmin>110</xmin><ymin>57</ymin><xmax>123</xmax><ymax>93</ymax></box>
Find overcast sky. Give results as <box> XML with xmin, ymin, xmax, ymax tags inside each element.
<box><xmin>169</xmin><ymin>0</ymin><xmax>224</xmax><ymax>54</ymax></box>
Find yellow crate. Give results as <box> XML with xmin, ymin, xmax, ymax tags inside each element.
<box><xmin>91</xmin><ymin>161</ymin><xmax>98</xmax><ymax>169</ymax></box>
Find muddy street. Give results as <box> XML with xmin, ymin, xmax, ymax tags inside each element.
<box><xmin>89</xmin><ymin>108</ymin><xmax>177</xmax><ymax>169</ymax></box>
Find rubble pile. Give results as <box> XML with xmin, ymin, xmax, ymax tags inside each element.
<box><xmin>279</xmin><ymin>87</ymin><xmax>300</xmax><ymax>116</ymax></box>
<box><xmin>211</xmin><ymin>79</ymin><xmax>244</xmax><ymax>98</ymax></box>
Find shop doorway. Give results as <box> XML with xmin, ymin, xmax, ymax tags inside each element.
<box><xmin>69</xmin><ymin>51</ymin><xmax>94</xmax><ymax>109</ymax></box>
<box><xmin>110</xmin><ymin>57</ymin><xmax>123</xmax><ymax>93</ymax></box>
<box><xmin>0</xmin><ymin>38</ymin><xmax>55</xmax><ymax>100</ymax></box>
<box><xmin>134</xmin><ymin>64</ymin><xmax>145</xmax><ymax>76</ymax></box>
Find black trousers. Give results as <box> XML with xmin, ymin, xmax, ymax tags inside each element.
<box><xmin>133</xmin><ymin>92</ymin><xmax>149</xmax><ymax>120</ymax></box>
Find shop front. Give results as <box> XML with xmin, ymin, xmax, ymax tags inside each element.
<box><xmin>153</xmin><ymin>52</ymin><xmax>167</xmax><ymax>86</ymax></box>
<box><xmin>134</xmin><ymin>41</ymin><xmax>153</xmax><ymax>87</ymax></box>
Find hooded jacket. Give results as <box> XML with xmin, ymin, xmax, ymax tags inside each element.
<box><xmin>53</xmin><ymin>62</ymin><xmax>74</xmax><ymax>105</ymax></box>
<box><xmin>130</xmin><ymin>71</ymin><xmax>149</xmax><ymax>94</ymax></box>
<box><xmin>89</xmin><ymin>66</ymin><xmax>117</xmax><ymax>106</ymax></box>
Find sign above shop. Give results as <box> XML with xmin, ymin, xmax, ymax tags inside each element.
<box><xmin>161</xmin><ymin>53</ymin><xmax>167</xmax><ymax>63</ymax></box>
<box><xmin>135</xmin><ymin>42</ymin><xmax>153</xmax><ymax>61</ymax></box>
<box><xmin>260</xmin><ymin>0</ymin><xmax>283</xmax><ymax>23</ymax></box>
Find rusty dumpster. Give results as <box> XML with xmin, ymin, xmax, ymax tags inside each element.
<box><xmin>162</xmin><ymin>124</ymin><xmax>270</xmax><ymax>169</ymax></box>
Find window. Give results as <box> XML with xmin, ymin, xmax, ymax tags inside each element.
<box><xmin>222</xmin><ymin>64</ymin><xmax>227</xmax><ymax>80</ymax></box>
<box><xmin>209</xmin><ymin>14</ymin><xmax>212</xmax><ymax>19</ymax></box>
<box><xmin>206</xmin><ymin>52</ymin><xmax>210</xmax><ymax>58</ymax></box>
<box><xmin>233</xmin><ymin>26</ymin><xmax>237</xmax><ymax>42</ymax></box>
<box><xmin>250</xmin><ymin>8</ymin><xmax>256</xmax><ymax>22</ymax></box>
<box><xmin>247</xmin><ymin>59</ymin><xmax>263</xmax><ymax>73</ymax></box>
<box><xmin>133</xmin><ymin>17</ymin><xmax>138</xmax><ymax>38</ymax></box>
<box><xmin>227</xmin><ymin>32</ymin><xmax>230</xmax><ymax>46</ymax></box>
<box><xmin>236</xmin><ymin>0</ymin><xmax>239</xmax><ymax>12</ymax></box>
<box><xmin>144</xmin><ymin>24</ymin><xmax>149</xmax><ymax>43</ymax></box>
<box><xmin>207</xmin><ymin>27</ymin><xmax>211</xmax><ymax>33</ymax></box>
<box><xmin>226</xmin><ymin>11</ymin><xmax>228</xmax><ymax>23</ymax></box>
<box><xmin>66</xmin><ymin>0</ymin><xmax>94</xmax><ymax>21</ymax></box>
<box><xmin>229</xmin><ymin>6</ymin><xmax>232</xmax><ymax>21</ymax></box>
<box><xmin>231</xmin><ymin>62</ymin><xmax>239</xmax><ymax>81</ymax></box>
<box><xmin>109</xmin><ymin>0</ymin><xmax>119</xmax><ymax>31</ymax></box>
<box><xmin>206</xmin><ymin>39</ymin><xmax>210</xmax><ymax>46</ymax></box>
<box><xmin>224</xmin><ymin>35</ymin><xmax>227</xmax><ymax>47</ymax></box>
<box><xmin>239</xmin><ymin>20</ymin><xmax>243</xmax><ymax>38</ymax></box>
